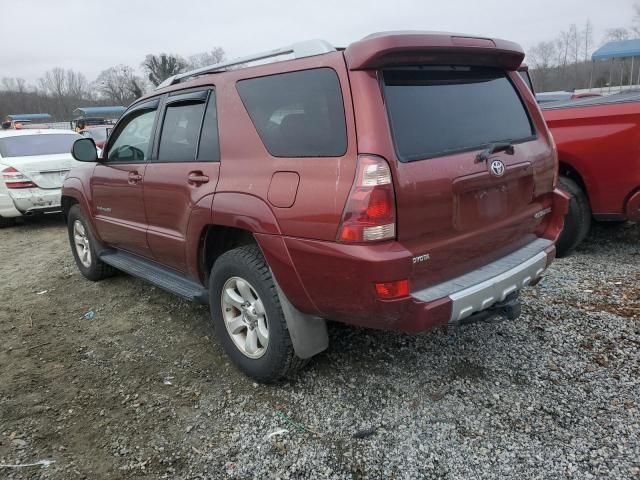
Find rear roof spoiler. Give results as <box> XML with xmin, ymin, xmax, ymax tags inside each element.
<box><xmin>344</xmin><ymin>31</ymin><xmax>525</xmax><ymax>71</ymax></box>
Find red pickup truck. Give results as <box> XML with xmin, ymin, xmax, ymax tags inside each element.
<box><xmin>541</xmin><ymin>92</ymin><xmax>640</xmax><ymax>255</ymax></box>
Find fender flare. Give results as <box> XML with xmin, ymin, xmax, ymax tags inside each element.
<box><xmin>61</xmin><ymin>178</ymin><xmax>102</xmax><ymax>242</ymax></box>
<box><xmin>211</xmin><ymin>192</ymin><xmax>328</xmax><ymax>359</ymax></box>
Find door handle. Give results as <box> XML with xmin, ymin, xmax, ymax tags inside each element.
<box><xmin>128</xmin><ymin>172</ymin><xmax>143</xmax><ymax>184</ymax></box>
<box><xmin>188</xmin><ymin>171</ymin><xmax>209</xmax><ymax>185</ymax></box>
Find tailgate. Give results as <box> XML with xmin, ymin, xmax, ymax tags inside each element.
<box><xmin>346</xmin><ymin>33</ymin><xmax>556</xmax><ymax>291</ymax></box>
<box><xmin>381</xmin><ymin>66</ymin><xmax>554</xmax><ymax>289</ymax></box>
<box><xmin>381</xmin><ymin>65</ymin><xmax>554</xmax><ymax>289</ymax></box>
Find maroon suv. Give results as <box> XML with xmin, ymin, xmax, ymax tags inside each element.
<box><xmin>63</xmin><ymin>32</ymin><xmax>568</xmax><ymax>381</ymax></box>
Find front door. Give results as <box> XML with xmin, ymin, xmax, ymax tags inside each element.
<box><xmin>91</xmin><ymin>99</ymin><xmax>160</xmax><ymax>258</ymax></box>
<box><xmin>143</xmin><ymin>89</ymin><xmax>220</xmax><ymax>273</ymax></box>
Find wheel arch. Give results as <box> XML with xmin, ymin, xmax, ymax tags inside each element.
<box><xmin>194</xmin><ymin>192</ymin><xmax>318</xmax><ymax>315</ymax></box>
<box><xmin>558</xmin><ymin>160</ymin><xmax>589</xmax><ymax>202</ymax></box>
<box><xmin>60</xmin><ymin>179</ymin><xmax>100</xmax><ymax>238</ymax></box>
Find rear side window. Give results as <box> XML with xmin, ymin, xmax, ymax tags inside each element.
<box><xmin>0</xmin><ymin>134</ymin><xmax>80</xmax><ymax>158</ymax></box>
<box><xmin>158</xmin><ymin>102</ymin><xmax>206</xmax><ymax>162</ymax></box>
<box><xmin>518</xmin><ymin>70</ymin><xmax>534</xmax><ymax>92</ymax></box>
<box><xmin>237</xmin><ymin>68</ymin><xmax>347</xmax><ymax>157</ymax></box>
<box><xmin>383</xmin><ymin>67</ymin><xmax>534</xmax><ymax>162</ymax></box>
<box><xmin>197</xmin><ymin>93</ymin><xmax>220</xmax><ymax>161</ymax></box>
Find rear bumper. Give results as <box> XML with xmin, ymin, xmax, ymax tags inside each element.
<box><xmin>284</xmin><ymin>236</ymin><xmax>555</xmax><ymax>333</ymax></box>
<box><xmin>0</xmin><ymin>192</ymin><xmax>22</xmax><ymax>218</ymax></box>
<box><xmin>282</xmin><ymin>189</ymin><xmax>567</xmax><ymax>333</ymax></box>
<box><xmin>8</xmin><ymin>187</ymin><xmax>62</xmax><ymax>214</ymax></box>
<box><xmin>625</xmin><ymin>190</ymin><xmax>640</xmax><ymax>222</ymax></box>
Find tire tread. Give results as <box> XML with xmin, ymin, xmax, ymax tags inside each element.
<box><xmin>556</xmin><ymin>176</ymin><xmax>591</xmax><ymax>257</ymax></box>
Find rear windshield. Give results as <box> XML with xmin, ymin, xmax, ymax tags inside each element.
<box><xmin>382</xmin><ymin>67</ymin><xmax>534</xmax><ymax>162</ymax></box>
<box><xmin>0</xmin><ymin>134</ymin><xmax>81</xmax><ymax>158</ymax></box>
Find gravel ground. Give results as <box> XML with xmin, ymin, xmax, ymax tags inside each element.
<box><xmin>0</xmin><ymin>216</ymin><xmax>638</xmax><ymax>479</ymax></box>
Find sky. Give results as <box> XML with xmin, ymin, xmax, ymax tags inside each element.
<box><xmin>0</xmin><ymin>0</ymin><xmax>636</xmax><ymax>84</ymax></box>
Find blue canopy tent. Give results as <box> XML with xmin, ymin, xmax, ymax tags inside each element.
<box><xmin>6</xmin><ymin>113</ymin><xmax>52</xmax><ymax>123</ymax></box>
<box><xmin>72</xmin><ymin>106</ymin><xmax>126</xmax><ymax>119</ymax></box>
<box><xmin>590</xmin><ymin>39</ymin><xmax>640</xmax><ymax>90</ymax></box>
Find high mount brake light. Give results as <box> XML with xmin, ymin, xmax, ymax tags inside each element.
<box><xmin>337</xmin><ymin>155</ymin><xmax>396</xmax><ymax>242</ymax></box>
<box><xmin>2</xmin><ymin>167</ymin><xmax>35</xmax><ymax>189</ymax></box>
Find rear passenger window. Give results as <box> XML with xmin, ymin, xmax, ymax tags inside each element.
<box><xmin>237</xmin><ymin>68</ymin><xmax>347</xmax><ymax>157</ymax></box>
<box><xmin>158</xmin><ymin>101</ymin><xmax>205</xmax><ymax>162</ymax></box>
<box><xmin>383</xmin><ymin>67</ymin><xmax>534</xmax><ymax>162</ymax></box>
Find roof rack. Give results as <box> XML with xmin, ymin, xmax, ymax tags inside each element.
<box><xmin>156</xmin><ymin>39</ymin><xmax>336</xmax><ymax>89</ymax></box>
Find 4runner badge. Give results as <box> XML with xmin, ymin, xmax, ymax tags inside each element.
<box><xmin>489</xmin><ymin>159</ymin><xmax>505</xmax><ymax>177</ymax></box>
<box><xmin>413</xmin><ymin>254</ymin><xmax>430</xmax><ymax>264</ymax></box>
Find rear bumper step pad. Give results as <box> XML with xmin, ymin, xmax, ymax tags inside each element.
<box><xmin>411</xmin><ymin>238</ymin><xmax>552</xmax><ymax>323</ymax></box>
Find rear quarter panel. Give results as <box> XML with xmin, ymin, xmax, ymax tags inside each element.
<box><xmin>543</xmin><ymin>102</ymin><xmax>640</xmax><ymax>215</ymax></box>
<box><xmin>213</xmin><ymin>52</ymin><xmax>358</xmax><ymax>242</ymax></box>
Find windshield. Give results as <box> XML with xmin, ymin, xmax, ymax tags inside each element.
<box><xmin>382</xmin><ymin>66</ymin><xmax>534</xmax><ymax>162</ymax></box>
<box><xmin>0</xmin><ymin>133</ymin><xmax>81</xmax><ymax>158</ymax></box>
<box><xmin>84</xmin><ymin>128</ymin><xmax>108</xmax><ymax>142</ymax></box>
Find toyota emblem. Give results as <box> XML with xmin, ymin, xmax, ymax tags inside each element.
<box><xmin>490</xmin><ymin>159</ymin><xmax>505</xmax><ymax>177</ymax></box>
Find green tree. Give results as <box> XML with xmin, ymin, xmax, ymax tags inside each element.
<box><xmin>142</xmin><ymin>54</ymin><xmax>187</xmax><ymax>86</ymax></box>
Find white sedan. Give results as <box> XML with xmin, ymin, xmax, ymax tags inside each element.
<box><xmin>0</xmin><ymin>129</ymin><xmax>87</xmax><ymax>227</ymax></box>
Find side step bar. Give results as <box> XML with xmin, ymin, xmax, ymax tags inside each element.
<box><xmin>99</xmin><ymin>250</ymin><xmax>208</xmax><ymax>304</ymax></box>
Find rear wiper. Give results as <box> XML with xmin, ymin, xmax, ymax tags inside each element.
<box><xmin>475</xmin><ymin>142</ymin><xmax>515</xmax><ymax>163</ymax></box>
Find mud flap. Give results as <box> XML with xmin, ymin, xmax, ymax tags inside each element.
<box><xmin>273</xmin><ymin>279</ymin><xmax>328</xmax><ymax>359</ymax></box>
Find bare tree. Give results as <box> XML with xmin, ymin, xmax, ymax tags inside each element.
<box><xmin>65</xmin><ymin>70</ymin><xmax>90</xmax><ymax>99</ymax></box>
<box><xmin>95</xmin><ymin>65</ymin><xmax>147</xmax><ymax>105</ymax></box>
<box><xmin>632</xmin><ymin>2</ymin><xmax>640</xmax><ymax>37</ymax></box>
<box><xmin>582</xmin><ymin>19</ymin><xmax>594</xmax><ymax>63</ymax></box>
<box><xmin>528</xmin><ymin>41</ymin><xmax>557</xmax><ymax>91</ymax></box>
<box><xmin>604</xmin><ymin>27</ymin><xmax>630</xmax><ymax>43</ymax></box>
<box><xmin>142</xmin><ymin>54</ymin><xmax>188</xmax><ymax>86</ymax></box>
<box><xmin>188</xmin><ymin>47</ymin><xmax>226</xmax><ymax>69</ymax></box>
<box><xmin>1</xmin><ymin>77</ymin><xmax>27</xmax><ymax>93</ymax></box>
<box><xmin>38</xmin><ymin>68</ymin><xmax>67</xmax><ymax>98</ymax></box>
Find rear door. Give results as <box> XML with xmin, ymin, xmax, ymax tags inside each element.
<box><xmin>143</xmin><ymin>88</ymin><xmax>220</xmax><ymax>273</ymax></box>
<box><xmin>91</xmin><ymin>99</ymin><xmax>159</xmax><ymax>258</ymax></box>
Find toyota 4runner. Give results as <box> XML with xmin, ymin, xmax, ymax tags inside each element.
<box><xmin>63</xmin><ymin>32</ymin><xmax>569</xmax><ymax>382</ymax></box>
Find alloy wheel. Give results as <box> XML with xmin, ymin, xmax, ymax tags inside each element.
<box><xmin>221</xmin><ymin>276</ymin><xmax>269</xmax><ymax>359</ymax></box>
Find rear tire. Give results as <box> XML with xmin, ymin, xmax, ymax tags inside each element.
<box><xmin>209</xmin><ymin>244</ymin><xmax>306</xmax><ymax>382</ymax></box>
<box><xmin>0</xmin><ymin>215</ymin><xmax>16</xmax><ymax>228</ymax></box>
<box><xmin>556</xmin><ymin>176</ymin><xmax>591</xmax><ymax>258</ymax></box>
<box><xmin>67</xmin><ymin>204</ymin><xmax>114</xmax><ymax>281</ymax></box>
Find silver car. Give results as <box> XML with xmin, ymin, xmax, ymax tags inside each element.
<box><xmin>0</xmin><ymin>129</ymin><xmax>84</xmax><ymax>226</ymax></box>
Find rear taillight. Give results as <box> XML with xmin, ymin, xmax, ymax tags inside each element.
<box><xmin>2</xmin><ymin>167</ymin><xmax>36</xmax><ymax>189</ymax></box>
<box><xmin>338</xmin><ymin>155</ymin><xmax>396</xmax><ymax>242</ymax></box>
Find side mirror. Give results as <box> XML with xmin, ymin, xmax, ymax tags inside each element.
<box><xmin>72</xmin><ymin>138</ymin><xmax>98</xmax><ymax>162</ymax></box>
